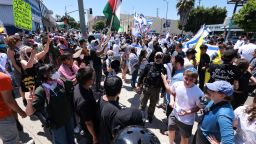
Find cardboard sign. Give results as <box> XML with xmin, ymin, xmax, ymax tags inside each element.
<box><xmin>13</xmin><ymin>0</ymin><xmax>32</xmax><ymax>30</ymax></box>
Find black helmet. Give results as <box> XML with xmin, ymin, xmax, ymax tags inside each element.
<box><xmin>113</xmin><ymin>126</ymin><xmax>160</xmax><ymax>144</ymax></box>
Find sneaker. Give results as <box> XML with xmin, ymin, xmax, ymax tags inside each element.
<box><xmin>26</xmin><ymin>139</ymin><xmax>35</xmax><ymax>144</ymax></box>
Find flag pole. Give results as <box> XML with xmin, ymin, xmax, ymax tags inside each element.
<box><xmin>108</xmin><ymin>0</ymin><xmax>118</xmax><ymax>35</ymax></box>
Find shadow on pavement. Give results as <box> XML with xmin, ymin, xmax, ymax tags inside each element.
<box><xmin>127</xmin><ymin>93</ymin><xmax>141</xmax><ymax>109</ymax></box>
<box><xmin>37</xmin><ymin>128</ymin><xmax>52</xmax><ymax>141</ymax></box>
<box><xmin>122</xmin><ymin>85</ymin><xmax>133</xmax><ymax>92</ymax></box>
<box><xmin>19</xmin><ymin>131</ymin><xmax>33</xmax><ymax>143</ymax></box>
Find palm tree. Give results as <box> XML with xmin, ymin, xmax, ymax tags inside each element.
<box><xmin>176</xmin><ymin>0</ymin><xmax>195</xmax><ymax>34</ymax></box>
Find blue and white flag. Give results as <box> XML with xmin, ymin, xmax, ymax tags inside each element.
<box><xmin>184</xmin><ymin>25</ymin><xmax>211</xmax><ymax>49</ymax></box>
<box><xmin>133</xmin><ymin>11</ymin><xmax>153</xmax><ymax>36</ymax></box>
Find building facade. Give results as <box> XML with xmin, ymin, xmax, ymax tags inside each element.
<box><xmin>0</xmin><ymin>0</ymin><xmax>55</xmax><ymax>34</ymax></box>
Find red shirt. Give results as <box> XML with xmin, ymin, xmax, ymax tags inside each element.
<box><xmin>0</xmin><ymin>72</ymin><xmax>13</xmax><ymax>119</ymax></box>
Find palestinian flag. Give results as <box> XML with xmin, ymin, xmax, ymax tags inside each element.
<box><xmin>103</xmin><ymin>0</ymin><xmax>122</xmax><ymax>31</ymax></box>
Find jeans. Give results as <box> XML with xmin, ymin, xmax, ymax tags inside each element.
<box><xmin>165</xmin><ymin>92</ymin><xmax>173</xmax><ymax>117</ymax></box>
<box><xmin>51</xmin><ymin>116</ymin><xmax>75</xmax><ymax>144</ymax></box>
<box><xmin>0</xmin><ymin>116</ymin><xmax>19</xmax><ymax>144</ymax></box>
<box><xmin>131</xmin><ymin>69</ymin><xmax>138</xmax><ymax>88</ymax></box>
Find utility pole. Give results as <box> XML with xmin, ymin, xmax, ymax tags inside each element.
<box><xmin>163</xmin><ymin>0</ymin><xmax>169</xmax><ymax>33</ymax></box>
<box><xmin>77</xmin><ymin>0</ymin><xmax>87</xmax><ymax>38</ymax></box>
<box><xmin>157</xmin><ymin>8</ymin><xmax>159</xmax><ymax>18</ymax></box>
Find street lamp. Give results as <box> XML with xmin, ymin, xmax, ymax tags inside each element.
<box><xmin>163</xmin><ymin>0</ymin><xmax>169</xmax><ymax>33</ymax></box>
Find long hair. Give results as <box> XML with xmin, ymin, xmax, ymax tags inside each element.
<box><xmin>244</xmin><ymin>97</ymin><xmax>256</xmax><ymax>123</ymax></box>
<box><xmin>139</xmin><ymin>49</ymin><xmax>147</xmax><ymax>63</ymax></box>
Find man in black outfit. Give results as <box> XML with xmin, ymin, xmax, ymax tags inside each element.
<box><xmin>74</xmin><ymin>67</ymin><xmax>99</xmax><ymax>144</ymax></box>
<box><xmin>198</xmin><ymin>44</ymin><xmax>210</xmax><ymax>90</ymax></box>
<box><xmin>208</xmin><ymin>49</ymin><xmax>241</xmax><ymax>87</ymax></box>
<box><xmin>98</xmin><ymin>76</ymin><xmax>122</xmax><ymax>144</ymax></box>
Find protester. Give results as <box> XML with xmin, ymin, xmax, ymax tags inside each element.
<box><xmin>138</xmin><ymin>49</ymin><xmax>148</xmax><ymax>75</ymax></box>
<box><xmin>98</xmin><ymin>76</ymin><xmax>122</xmax><ymax>144</ymax></box>
<box><xmin>233</xmin><ymin>96</ymin><xmax>256</xmax><ymax>144</ymax></box>
<box><xmin>196</xmin><ymin>81</ymin><xmax>234</xmax><ymax>144</ymax></box>
<box><xmin>184</xmin><ymin>48</ymin><xmax>197</xmax><ymax>69</ymax></box>
<box><xmin>20</xmin><ymin>37</ymin><xmax>50</xmax><ymax>103</ymax></box>
<box><xmin>25</xmin><ymin>64</ymin><xmax>75</xmax><ymax>144</ymax></box>
<box><xmin>0</xmin><ymin>72</ymin><xmax>27</xmax><ymax>143</ymax></box>
<box><xmin>58</xmin><ymin>52</ymin><xmax>79</xmax><ymax>84</ymax></box>
<box><xmin>166</xmin><ymin>68</ymin><xmax>203</xmax><ymax>144</ymax></box>
<box><xmin>232</xmin><ymin>59</ymin><xmax>256</xmax><ymax>109</ymax></box>
<box><xmin>208</xmin><ymin>49</ymin><xmax>241</xmax><ymax>87</ymax></box>
<box><xmin>74</xmin><ymin>67</ymin><xmax>99</xmax><ymax>144</ymax></box>
<box><xmin>129</xmin><ymin>47</ymin><xmax>139</xmax><ymax>89</ymax></box>
<box><xmin>137</xmin><ymin>52</ymin><xmax>166</xmax><ymax>123</ymax></box>
<box><xmin>197</xmin><ymin>44</ymin><xmax>210</xmax><ymax>90</ymax></box>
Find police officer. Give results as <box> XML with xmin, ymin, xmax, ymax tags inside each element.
<box><xmin>137</xmin><ymin>52</ymin><xmax>166</xmax><ymax>123</ymax></box>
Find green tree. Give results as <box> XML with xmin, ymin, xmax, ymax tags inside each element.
<box><xmin>181</xmin><ymin>6</ymin><xmax>227</xmax><ymax>33</ymax></box>
<box><xmin>176</xmin><ymin>0</ymin><xmax>195</xmax><ymax>34</ymax></box>
<box><xmin>93</xmin><ymin>21</ymin><xmax>105</xmax><ymax>31</ymax></box>
<box><xmin>60</xmin><ymin>15</ymin><xmax>80</xmax><ymax>29</ymax></box>
<box><xmin>233</xmin><ymin>0</ymin><xmax>256</xmax><ymax>32</ymax></box>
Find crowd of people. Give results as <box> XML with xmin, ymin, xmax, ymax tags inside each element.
<box><xmin>0</xmin><ymin>28</ymin><xmax>256</xmax><ymax>144</ymax></box>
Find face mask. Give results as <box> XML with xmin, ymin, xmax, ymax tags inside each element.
<box><xmin>80</xmin><ymin>54</ymin><xmax>84</xmax><ymax>59</ymax></box>
<box><xmin>51</xmin><ymin>72</ymin><xmax>60</xmax><ymax>80</ymax></box>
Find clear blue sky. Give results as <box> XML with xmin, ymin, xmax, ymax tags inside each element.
<box><xmin>43</xmin><ymin>0</ymin><xmax>238</xmax><ymax>22</ymax></box>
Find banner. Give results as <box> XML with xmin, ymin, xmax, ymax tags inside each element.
<box><xmin>13</xmin><ymin>0</ymin><xmax>32</xmax><ymax>30</ymax></box>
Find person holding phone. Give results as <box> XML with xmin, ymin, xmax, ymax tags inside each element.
<box><xmin>19</xmin><ymin>35</ymin><xmax>51</xmax><ymax>104</ymax></box>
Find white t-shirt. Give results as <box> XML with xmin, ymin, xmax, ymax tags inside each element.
<box><xmin>238</xmin><ymin>43</ymin><xmax>256</xmax><ymax>62</ymax></box>
<box><xmin>234</xmin><ymin>105</ymin><xmax>256</xmax><ymax>144</ymax></box>
<box><xmin>113</xmin><ymin>44</ymin><xmax>120</xmax><ymax>57</ymax></box>
<box><xmin>172</xmin><ymin>81</ymin><xmax>203</xmax><ymax>125</ymax></box>
<box><xmin>184</xmin><ymin>57</ymin><xmax>194</xmax><ymax>69</ymax></box>
<box><xmin>234</xmin><ymin>40</ymin><xmax>244</xmax><ymax>50</ymax></box>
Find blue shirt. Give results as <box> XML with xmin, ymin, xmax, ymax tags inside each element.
<box><xmin>200</xmin><ymin>100</ymin><xmax>234</xmax><ymax>144</ymax></box>
<box><xmin>171</xmin><ymin>68</ymin><xmax>185</xmax><ymax>85</ymax></box>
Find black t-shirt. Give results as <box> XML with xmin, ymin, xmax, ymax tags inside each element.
<box><xmin>74</xmin><ymin>86</ymin><xmax>99</xmax><ymax>134</ymax></box>
<box><xmin>237</xmin><ymin>71</ymin><xmax>251</xmax><ymax>95</ymax></box>
<box><xmin>90</xmin><ymin>50</ymin><xmax>102</xmax><ymax>69</ymax></box>
<box><xmin>198</xmin><ymin>53</ymin><xmax>210</xmax><ymax>70</ymax></box>
<box><xmin>208</xmin><ymin>63</ymin><xmax>241</xmax><ymax>84</ymax></box>
<box><xmin>98</xmin><ymin>97</ymin><xmax>121</xmax><ymax>144</ymax></box>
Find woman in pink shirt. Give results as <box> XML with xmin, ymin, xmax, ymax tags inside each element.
<box><xmin>58</xmin><ymin>53</ymin><xmax>79</xmax><ymax>84</ymax></box>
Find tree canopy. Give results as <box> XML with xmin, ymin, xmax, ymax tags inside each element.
<box><xmin>55</xmin><ymin>15</ymin><xmax>80</xmax><ymax>29</ymax></box>
<box><xmin>180</xmin><ymin>6</ymin><xmax>227</xmax><ymax>33</ymax></box>
<box><xmin>92</xmin><ymin>21</ymin><xmax>105</xmax><ymax>31</ymax></box>
<box><xmin>233</xmin><ymin>0</ymin><xmax>256</xmax><ymax>32</ymax></box>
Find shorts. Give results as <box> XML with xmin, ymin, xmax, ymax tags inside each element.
<box><xmin>168</xmin><ymin>113</ymin><xmax>193</xmax><ymax>138</ymax></box>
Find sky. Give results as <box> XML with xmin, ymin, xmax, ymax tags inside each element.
<box><xmin>43</xmin><ymin>0</ymin><xmax>238</xmax><ymax>22</ymax></box>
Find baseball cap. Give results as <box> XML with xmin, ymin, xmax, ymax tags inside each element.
<box><xmin>185</xmin><ymin>67</ymin><xmax>198</xmax><ymax>74</ymax></box>
<box><xmin>205</xmin><ymin>81</ymin><xmax>234</xmax><ymax>97</ymax></box>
